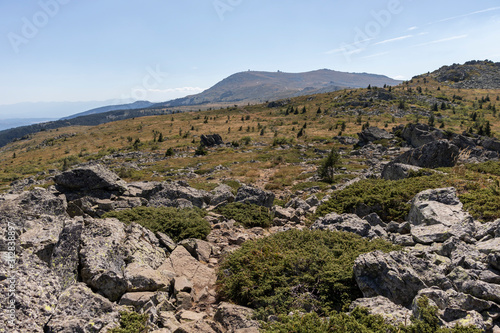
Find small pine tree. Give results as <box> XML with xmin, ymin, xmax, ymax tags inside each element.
<box><xmin>318</xmin><ymin>147</ymin><xmax>341</xmax><ymax>183</ymax></box>
<box><xmin>297</xmin><ymin>128</ymin><xmax>305</xmax><ymax>138</ymax></box>
<box><xmin>301</xmin><ymin>106</ymin><xmax>307</xmax><ymax>114</ymax></box>
<box><xmin>158</xmin><ymin>132</ymin><xmax>164</xmax><ymax>142</ymax></box>
<box><xmin>165</xmin><ymin>147</ymin><xmax>174</xmax><ymax>157</ymax></box>
<box><xmin>194</xmin><ymin>145</ymin><xmax>207</xmax><ymax>156</ymax></box>
<box><xmin>428</xmin><ymin>113</ymin><xmax>435</xmax><ymax>127</ymax></box>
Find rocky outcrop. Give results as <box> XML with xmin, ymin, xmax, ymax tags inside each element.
<box><xmin>201</xmin><ymin>134</ymin><xmax>224</xmax><ymax>147</ymax></box>
<box><xmin>147</xmin><ymin>181</ymin><xmax>212</xmax><ymax>208</ymax></box>
<box><xmin>235</xmin><ymin>185</ymin><xmax>275</xmax><ymax>207</ymax></box>
<box><xmin>381</xmin><ymin>162</ymin><xmax>428</xmax><ymax>180</ymax></box>
<box><xmin>54</xmin><ymin>164</ymin><xmax>127</xmax><ymax>193</ymax></box>
<box><xmin>394</xmin><ymin>140</ymin><xmax>459</xmax><ymax>168</ymax></box>
<box><xmin>357</xmin><ymin>127</ymin><xmax>394</xmax><ymax>146</ymax></box>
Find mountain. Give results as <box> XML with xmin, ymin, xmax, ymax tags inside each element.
<box><xmin>61</xmin><ymin>101</ymin><xmax>154</xmax><ymax>120</ymax></box>
<box><xmin>152</xmin><ymin>69</ymin><xmax>402</xmax><ymax>107</ymax></box>
<box><xmin>422</xmin><ymin>60</ymin><xmax>500</xmax><ymax>89</ymax></box>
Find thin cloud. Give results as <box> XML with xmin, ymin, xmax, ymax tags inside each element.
<box><xmin>436</xmin><ymin>7</ymin><xmax>500</xmax><ymax>23</ymax></box>
<box><xmin>408</xmin><ymin>26</ymin><xmax>418</xmax><ymax>31</ymax></box>
<box><xmin>414</xmin><ymin>34</ymin><xmax>468</xmax><ymax>47</ymax></box>
<box><xmin>374</xmin><ymin>35</ymin><xmax>413</xmax><ymax>46</ymax></box>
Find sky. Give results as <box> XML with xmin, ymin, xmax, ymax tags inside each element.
<box><xmin>0</xmin><ymin>0</ymin><xmax>500</xmax><ymax>118</ymax></box>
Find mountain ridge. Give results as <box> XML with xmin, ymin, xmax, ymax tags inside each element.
<box><xmin>152</xmin><ymin>69</ymin><xmax>402</xmax><ymax>107</ymax></box>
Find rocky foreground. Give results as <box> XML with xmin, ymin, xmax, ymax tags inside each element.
<box><xmin>2</xmin><ymin>124</ymin><xmax>500</xmax><ymax>332</ymax></box>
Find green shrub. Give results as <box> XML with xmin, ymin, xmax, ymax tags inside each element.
<box><xmin>217</xmin><ymin>229</ymin><xmax>399</xmax><ymax>320</ymax></box>
<box><xmin>466</xmin><ymin>160</ymin><xmax>500</xmax><ymax>176</ymax></box>
<box><xmin>272</xmin><ymin>137</ymin><xmax>295</xmax><ymax>146</ymax></box>
<box><xmin>216</xmin><ymin>202</ymin><xmax>272</xmax><ymax>228</ymax></box>
<box><xmin>103</xmin><ymin>206</ymin><xmax>210</xmax><ymax>242</ymax></box>
<box><xmin>460</xmin><ymin>186</ymin><xmax>500</xmax><ymax>222</ymax></box>
<box><xmin>263</xmin><ymin>308</ymin><xmax>395</xmax><ymax>333</ymax></box>
<box><xmin>315</xmin><ymin>174</ymin><xmax>448</xmax><ymax>222</ymax></box>
<box><xmin>109</xmin><ymin>311</ymin><xmax>148</xmax><ymax>333</ymax></box>
<box><xmin>263</xmin><ymin>302</ymin><xmax>481</xmax><ymax>333</ymax></box>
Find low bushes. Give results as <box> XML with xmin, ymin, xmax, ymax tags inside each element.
<box><xmin>215</xmin><ymin>202</ymin><xmax>272</xmax><ymax>228</ymax></box>
<box><xmin>102</xmin><ymin>206</ymin><xmax>210</xmax><ymax>242</ymax></box>
<box><xmin>217</xmin><ymin>229</ymin><xmax>399</xmax><ymax>320</ymax></box>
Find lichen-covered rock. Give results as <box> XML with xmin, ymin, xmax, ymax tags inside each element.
<box><xmin>44</xmin><ymin>283</ymin><xmax>122</xmax><ymax>332</ymax></box>
<box><xmin>349</xmin><ymin>296</ymin><xmax>412</xmax><ymax>326</ymax></box>
<box><xmin>214</xmin><ymin>302</ymin><xmax>260</xmax><ymax>333</ymax></box>
<box><xmin>80</xmin><ymin>218</ymin><xmax>168</xmax><ymax>301</ymax></box>
<box><xmin>147</xmin><ymin>181</ymin><xmax>212</xmax><ymax>208</ymax></box>
<box><xmin>381</xmin><ymin>162</ymin><xmax>426</xmax><ymax>180</ymax></box>
<box><xmin>354</xmin><ymin>250</ymin><xmax>452</xmax><ymax>307</ymax></box>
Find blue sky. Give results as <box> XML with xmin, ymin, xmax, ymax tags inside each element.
<box><xmin>1</xmin><ymin>0</ymin><xmax>500</xmax><ymax>114</ymax></box>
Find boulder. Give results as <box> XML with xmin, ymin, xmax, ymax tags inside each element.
<box><xmin>3</xmin><ymin>252</ymin><xmax>62</xmax><ymax>332</ymax></box>
<box><xmin>19</xmin><ymin>215</ymin><xmax>65</xmax><ymax>264</ymax></box>
<box><xmin>214</xmin><ymin>302</ymin><xmax>260</xmax><ymax>332</ymax></box>
<box><xmin>235</xmin><ymin>185</ymin><xmax>275</xmax><ymax>207</ymax></box>
<box><xmin>408</xmin><ymin>188</ymin><xmax>475</xmax><ymax>244</ymax></box>
<box><xmin>147</xmin><ymin>181</ymin><xmax>212</xmax><ymax>208</ymax></box>
<box><xmin>44</xmin><ymin>283</ymin><xmax>122</xmax><ymax>332</ymax></box>
<box><xmin>80</xmin><ymin>218</ymin><xmax>168</xmax><ymax>301</ymax></box>
<box><xmin>311</xmin><ymin>213</ymin><xmax>371</xmax><ymax>238</ymax></box>
<box><xmin>210</xmin><ymin>184</ymin><xmax>235</xmax><ymax>206</ymax></box>
<box><xmin>358</xmin><ymin>126</ymin><xmax>394</xmax><ymax>145</ymax></box>
<box><xmin>50</xmin><ymin>218</ymin><xmax>84</xmax><ymax>289</ymax></box>
<box><xmin>178</xmin><ymin>238</ymin><xmax>212</xmax><ymax>263</ymax></box>
<box><xmin>54</xmin><ymin>164</ymin><xmax>127</xmax><ymax>193</ymax></box>
<box><xmin>394</xmin><ymin>140</ymin><xmax>459</xmax><ymax>168</ymax></box>
<box><xmin>349</xmin><ymin>296</ymin><xmax>412</xmax><ymax>326</ymax></box>
<box><xmin>381</xmin><ymin>162</ymin><xmax>427</xmax><ymax>180</ymax></box>
<box><xmin>481</xmin><ymin>138</ymin><xmax>500</xmax><ymax>152</ymax></box>
<box><xmin>399</xmin><ymin>123</ymin><xmax>444</xmax><ymax>148</ymax></box>
<box><xmin>200</xmin><ymin>134</ymin><xmax>223</xmax><ymax>147</ymax></box>
<box><xmin>353</xmin><ymin>250</ymin><xmax>452</xmax><ymax>307</ymax></box>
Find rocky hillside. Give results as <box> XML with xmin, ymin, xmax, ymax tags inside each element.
<box><xmin>2</xmin><ymin>117</ymin><xmax>500</xmax><ymax>332</ymax></box>
<box><xmin>425</xmin><ymin>60</ymin><xmax>500</xmax><ymax>89</ymax></box>
<box><xmin>1</xmin><ymin>63</ymin><xmax>500</xmax><ymax>332</ymax></box>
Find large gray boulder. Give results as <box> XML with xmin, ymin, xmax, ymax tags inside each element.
<box><xmin>54</xmin><ymin>164</ymin><xmax>127</xmax><ymax>193</ymax></box>
<box><xmin>312</xmin><ymin>213</ymin><xmax>371</xmax><ymax>238</ymax></box>
<box><xmin>235</xmin><ymin>185</ymin><xmax>275</xmax><ymax>208</ymax></box>
<box><xmin>44</xmin><ymin>283</ymin><xmax>122</xmax><ymax>332</ymax></box>
<box><xmin>408</xmin><ymin>188</ymin><xmax>475</xmax><ymax>244</ymax></box>
<box><xmin>353</xmin><ymin>250</ymin><xmax>452</xmax><ymax>307</ymax></box>
<box><xmin>147</xmin><ymin>181</ymin><xmax>212</xmax><ymax>208</ymax></box>
<box><xmin>381</xmin><ymin>162</ymin><xmax>427</xmax><ymax>180</ymax></box>
<box><xmin>358</xmin><ymin>127</ymin><xmax>394</xmax><ymax>145</ymax></box>
<box><xmin>400</xmin><ymin>123</ymin><xmax>444</xmax><ymax>148</ymax></box>
<box><xmin>80</xmin><ymin>218</ymin><xmax>168</xmax><ymax>301</ymax></box>
<box><xmin>214</xmin><ymin>302</ymin><xmax>260</xmax><ymax>332</ymax></box>
<box><xmin>394</xmin><ymin>140</ymin><xmax>459</xmax><ymax>168</ymax></box>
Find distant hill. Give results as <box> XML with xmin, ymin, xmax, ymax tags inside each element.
<box><xmin>0</xmin><ymin>118</ymin><xmax>57</xmax><ymax>131</ymax></box>
<box><xmin>0</xmin><ymin>108</ymin><xmax>171</xmax><ymax>148</ymax></box>
<box><xmin>427</xmin><ymin>60</ymin><xmax>500</xmax><ymax>89</ymax></box>
<box><xmin>152</xmin><ymin>69</ymin><xmax>402</xmax><ymax>107</ymax></box>
<box><xmin>61</xmin><ymin>101</ymin><xmax>154</xmax><ymax>120</ymax></box>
